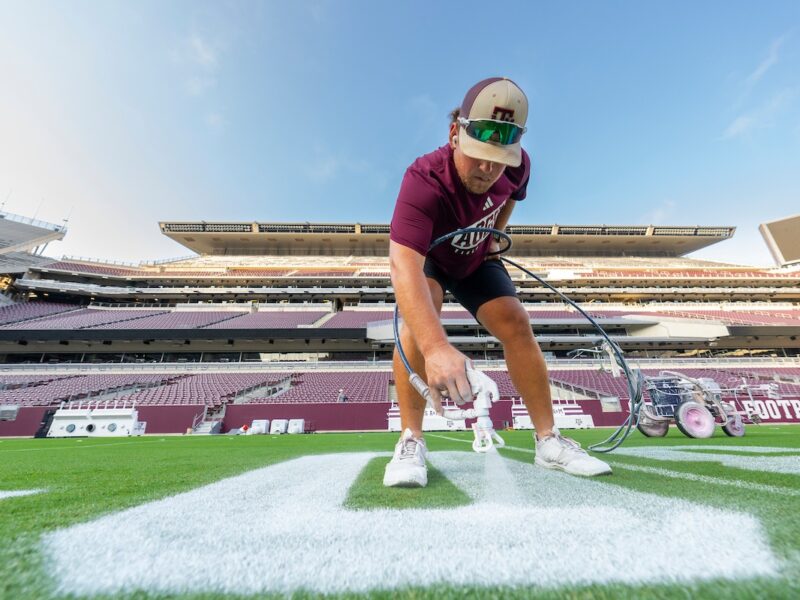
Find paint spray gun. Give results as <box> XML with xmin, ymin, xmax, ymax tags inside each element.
<box><xmin>409</xmin><ymin>364</ymin><xmax>505</xmax><ymax>453</ymax></box>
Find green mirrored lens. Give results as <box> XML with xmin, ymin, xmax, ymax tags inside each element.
<box><xmin>466</xmin><ymin>121</ymin><xmax>522</xmax><ymax>145</ymax></box>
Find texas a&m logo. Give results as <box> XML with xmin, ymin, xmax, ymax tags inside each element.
<box><xmin>450</xmin><ymin>204</ymin><xmax>503</xmax><ymax>255</ymax></box>
<box><xmin>491</xmin><ymin>106</ymin><xmax>515</xmax><ymax>122</ymax></box>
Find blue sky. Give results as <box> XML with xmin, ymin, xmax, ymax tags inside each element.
<box><xmin>1</xmin><ymin>0</ymin><xmax>798</xmax><ymax>266</ymax></box>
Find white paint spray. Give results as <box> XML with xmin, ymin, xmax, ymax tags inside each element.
<box><xmin>0</xmin><ymin>489</ymin><xmax>42</xmax><ymax>501</ymax></box>
<box><xmin>42</xmin><ymin>452</ymin><xmax>778</xmax><ymax>596</ymax></box>
<box><xmin>613</xmin><ymin>445</ymin><xmax>800</xmax><ymax>475</ymax></box>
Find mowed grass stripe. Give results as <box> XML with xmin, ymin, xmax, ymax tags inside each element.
<box><xmin>345</xmin><ymin>456</ymin><xmax>471</xmax><ymax>510</ymax></box>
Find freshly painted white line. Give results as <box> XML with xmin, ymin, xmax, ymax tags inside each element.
<box><xmin>613</xmin><ymin>445</ymin><xmax>800</xmax><ymax>475</ymax></box>
<box><xmin>612</xmin><ymin>463</ymin><xmax>800</xmax><ymax>497</ymax></box>
<box><xmin>431</xmin><ymin>437</ymin><xmax>800</xmax><ymax>494</ymax></box>
<box><xmin>43</xmin><ymin>452</ymin><xmax>778</xmax><ymax>596</ymax></box>
<box><xmin>0</xmin><ymin>489</ymin><xmax>43</xmax><ymax>500</ymax></box>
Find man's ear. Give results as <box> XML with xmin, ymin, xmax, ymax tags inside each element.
<box><xmin>449</xmin><ymin>122</ymin><xmax>459</xmax><ymax>149</ymax></box>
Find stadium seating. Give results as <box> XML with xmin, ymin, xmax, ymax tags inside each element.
<box><xmin>91</xmin><ymin>311</ymin><xmax>244</xmax><ymax>330</ymax></box>
<box><xmin>0</xmin><ymin>302</ymin><xmax>80</xmax><ymax>325</ymax></box>
<box><xmin>0</xmin><ymin>374</ymin><xmax>177</xmax><ymax>406</ymax></box>
<box><xmin>205</xmin><ymin>311</ymin><xmax>328</xmax><ymax>329</ymax></box>
<box><xmin>1</xmin><ymin>309</ymin><xmax>168</xmax><ymax>329</ymax></box>
<box><xmin>248</xmin><ymin>371</ymin><xmax>393</xmax><ymax>404</ymax></box>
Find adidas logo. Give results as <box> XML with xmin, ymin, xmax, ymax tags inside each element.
<box><xmin>483</xmin><ymin>197</ymin><xmax>494</xmax><ymax>210</ymax></box>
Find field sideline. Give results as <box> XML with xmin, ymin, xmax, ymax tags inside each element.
<box><xmin>1</xmin><ymin>426</ymin><xmax>799</xmax><ymax>599</ymax></box>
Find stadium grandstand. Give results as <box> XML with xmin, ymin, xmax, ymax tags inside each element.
<box><xmin>1</xmin><ymin>216</ymin><xmax>799</xmax><ymax>437</ymax></box>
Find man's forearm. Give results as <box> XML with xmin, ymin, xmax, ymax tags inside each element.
<box><xmin>391</xmin><ymin>259</ymin><xmax>447</xmax><ymax>355</ymax></box>
<box><xmin>494</xmin><ymin>199</ymin><xmax>516</xmax><ymax>233</ymax></box>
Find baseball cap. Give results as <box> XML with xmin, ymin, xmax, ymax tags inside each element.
<box><xmin>458</xmin><ymin>77</ymin><xmax>528</xmax><ymax>167</ymax></box>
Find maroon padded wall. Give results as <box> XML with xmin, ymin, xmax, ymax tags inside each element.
<box><xmin>224</xmin><ymin>401</ymin><xmax>516</xmax><ymax>433</ymax></box>
<box><xmin>136</xmin><ymin>405</ymin><xmax>206</xmax><ymax>434</ymax></box>
<box><xmin>0</xmin><ymin>406</ymin><xmax>50</xmax><ymax>437</ymax></box>
<box><xmin>223</xmin><ymin>402</ymin><xmax>390</xmax><ymax>432</ymax></box>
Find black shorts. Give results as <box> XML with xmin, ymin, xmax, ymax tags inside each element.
<box><xmin>424</xmin><ymin>258</ymin><xmax>518</xmax><ymax>319</ymax></box>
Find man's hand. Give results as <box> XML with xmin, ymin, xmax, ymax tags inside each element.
<box><xmin>424</xmin><ymin>343</ymin><xmax>473</xmax><ymax>410</ymax></box>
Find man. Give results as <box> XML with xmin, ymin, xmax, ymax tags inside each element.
<box><xmin>384</xmin><ymin>77</ymin><xmax>611</xmax><ymax>487</ymax></box>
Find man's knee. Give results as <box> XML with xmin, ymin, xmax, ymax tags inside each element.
<box><xmin>491</xmin><ymin>305</ymin><xmax>534</xmax><ymax>345</ymax></box>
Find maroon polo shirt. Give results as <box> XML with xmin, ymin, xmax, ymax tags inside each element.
<box><xmin>390</xmin><ymin>144</ymin><xmax>530</xmax><ymax>280</ymax></box>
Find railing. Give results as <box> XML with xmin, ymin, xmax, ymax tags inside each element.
<box><xmin>59</xmin><ymin>255</ymin><xmax>141</xmax><ymax>268</ymax></box>
<box><xmin>1</xmin><ymin>356</ymin><xmax>798</xmax><ymax>376</ymax></box>
<box><xmin>191</xmin><ymin>407</ymin><xmax>208</xmax><ymax>431</ymax></box>
<box><xmin>0</xmin><ymin>210</ymin><xmax>65</xmax><ymax>233</ymax></box>
<box><xmin>144</xmin><ymin>255</ymin><xmax>199</xmax><ymax>266</ymax></box>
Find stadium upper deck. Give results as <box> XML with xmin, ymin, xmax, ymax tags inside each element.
<box><xmin>1</xmin><ymin>220</ymin><xmax>799</xmax><ymax>364</ymax></box>
<box><xmin>158</xmin><ymin>221</ymin><xmax>735</xmax><ymax>257</ymax></box>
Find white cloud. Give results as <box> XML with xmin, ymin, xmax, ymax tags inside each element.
<box><xmin>171</xmin><ymin>32</ymin><xmax>223</xmax><ymax>98</ymax></box>
<box><xmin>188</xmin><ymin>33</ymin><xmax>218</xmax><ymax>70</ymax></box>
<box><xmin>745</xmin><ymin>34</ymin><xmax>788</xmax><ymax>89</ymax></box>
<box><xmin>721</xmin><ymin>114</ymin><xmax>757</xmax><ymax>139</ymax></box>
<box><xmin>721</xmin><ymin>88</ymin><xmax>798</xmax><ymax>140</ymax></box>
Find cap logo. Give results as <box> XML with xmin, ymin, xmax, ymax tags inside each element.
<box><xmin>491</xmin><ymin>106</ymin><xmax>515</xmax><ymax>122</ymax></box>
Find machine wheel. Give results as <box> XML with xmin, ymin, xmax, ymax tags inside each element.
<box><xmin>675</xmin><ymin>401</ymin><xmax>715</xmax><ymax>439</ymax></box>
<box><xmin>722</xmin><ymin>414</ymin><xmax>745</xmax><ymax>437</ymax></box>
<box><xmin>637</xmin><ymin>413</ymin><xmax>669</xmax><ymax>437</ymax></box>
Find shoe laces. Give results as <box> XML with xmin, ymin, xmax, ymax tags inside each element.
<box><xmin>544</xmin><ymin>432</ymin><xmax>587</xmax><ymax>459</ymax></box>
<box><xmin>399</xmin><ymin>436</ymin><xmax>420</xmax><ymax>459</ymax></box>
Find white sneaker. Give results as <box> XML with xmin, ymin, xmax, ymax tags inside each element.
<box><xmin>383</xmin><ymin>428</ymin><xmax>428</xmax><ymax>487</ymax></box>
<box><xmin>535</xmin><ymin>429</ymin><xmax>612</xmax><ymax>476</ymax></box>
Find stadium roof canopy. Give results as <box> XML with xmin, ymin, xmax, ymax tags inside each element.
<box><xmin>0</xmin><ymin>211</ymin><xmax>65</xmax><ymax>255</ymax></box>
<box><xmin>159</xmin><ymin>222</ymin><xmax>735</xmax><ymax>257</ymax></box>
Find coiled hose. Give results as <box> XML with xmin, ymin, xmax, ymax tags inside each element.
<box><xmin>392</xmin><ymin>226</ymin><xmax>644</xmax><ymax>453</ymax></box>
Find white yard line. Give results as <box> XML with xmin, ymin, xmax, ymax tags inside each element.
<box><xmin>43</xmin><ymin>451</ymin><xmax>779</xmax><ymax>596</ymax></box>
<box><xmin>432</xmin><ymin>436</ymin><xmax>800</xmax><ymax>496</ymax></box>
<box><xmin>0</xmin><ymin>489</ymin><xmax>43</xmax><ymax>501</ymax></box>
<box><xmin>610</xmin><ymin>463</ymin><xmax>800</xmax><ymax>497</ymax></box>
<box><xmin>613</xmin><ymin>445</ymin><xmax>800</xmax><ymax>475</ymax></box>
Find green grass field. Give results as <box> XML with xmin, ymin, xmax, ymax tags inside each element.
<box><xmin>1</xmin><ymin>426</ymin><xmax>799</xmax><ymax>599</ymax></box>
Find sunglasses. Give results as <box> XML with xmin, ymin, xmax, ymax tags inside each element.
<box><xmin>457</xmin><ymin>117</ymin><xmax>526</xmax><ymax>146</ymax></box>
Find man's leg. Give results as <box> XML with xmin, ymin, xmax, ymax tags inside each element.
<box><xmin>476</xmin><ymin>295</ymin><xmax>611</xmax><ymax>475</ymax></box>
<box><xmin>476</xmin><ymin>296</ymin><xmax>555</xmax><ymax>437</ymax></box>
<box><xmin>393</xmin><ymin>278</ymin><xmax>445</xmax><ymax>438</ymax></box>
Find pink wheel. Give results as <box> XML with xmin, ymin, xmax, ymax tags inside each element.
<box><xmin>722</xmin><ymin>414</ymin><xmax>745</xmax><ymax>437</ymax></box>
<box><xmin>675</xmin><ymin>401</ymin><xmax>715</xmax><ymax>439</ymax></box>
<box><xmin>637</xmin><ymin>412</ymin><xmax>669</xmax><ymax>437</ymax></box>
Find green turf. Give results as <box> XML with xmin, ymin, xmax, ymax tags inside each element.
<box><xmin>0</xmin><ymin>426</ymin><xmax>798</xmax><ymax>599</ymax></box>
<box><xmin>345</xmin><ymin>456</ymin><xmax>471</xmax><ymax>510</ymax></box>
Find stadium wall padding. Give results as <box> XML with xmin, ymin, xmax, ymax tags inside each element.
<box><xmin>135</xmin><ymin>405</ymin><xmax>207</xmax><ymax>434</ymax></box>
<box><xmin>223</xmin><ymin>402</ymin><xmax>391</xmax><ymax>432</ymax></box>
<box><xmin>223</xmin><ymin>401</ymin><xmax>518</xmax><ymax>432</ymax></box>
<box><xmin>0</xmin><ymin>406</ymin><xmax>50</xmax><ymax>437</ymax></box>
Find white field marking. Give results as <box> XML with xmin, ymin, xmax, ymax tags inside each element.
<box><xmin>430</xmin><ymin>436</ymin><xmax>800</xmax><ymax>496</ymax></box>
<box><xmin>42</xmin><ymin>452</ymin><xmax>778</xmax><ymax>596</ymax></box>
<box><xmin>613</xmin><ymin>445</ymin><xmax>800</xmax><ymax>475</ymax></box>
<box><xmin>611</xmin><ymin>463</ymin><xmax>800</xmax><ymax>497</ymax></box>
<box><xmin>0</xmin><ymin>489</ymin><xmax>43</xmax><ymax>500</ymax></box>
